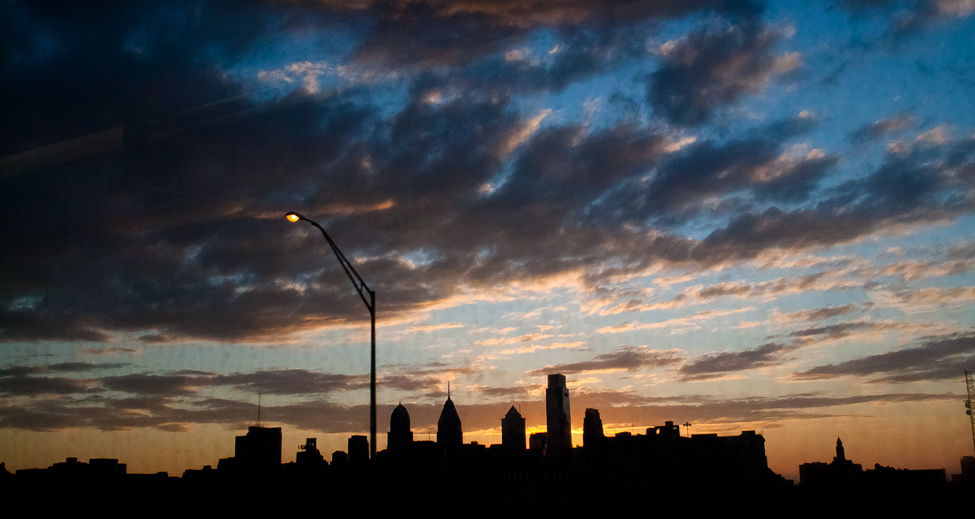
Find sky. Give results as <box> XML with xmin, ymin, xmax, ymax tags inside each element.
<box><xmin>1</xmin><ymin>0</ymin><xmax>974</xmax><ymax>481</ymax></box>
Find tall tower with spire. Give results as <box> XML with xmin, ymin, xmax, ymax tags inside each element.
<box><xmin>437</xmin><ymin>385</ymin><xmax>463</xmax><ymax>449</ymax></box>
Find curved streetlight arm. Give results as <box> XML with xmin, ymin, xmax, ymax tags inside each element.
<box><xmin>287</xmin><ymin>211</ymin><xmax>377</xmax><ymax>460</ymax></box>
<box><xmin>287</xmin><ymin>212</ymin><xmax>375</xmax><ymax>315</ymax></box>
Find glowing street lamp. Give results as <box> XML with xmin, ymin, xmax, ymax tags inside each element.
<box><xmin>286</xmin><ymin>211</ymin><xmax>377</xmax><ymax>460</ymax></box>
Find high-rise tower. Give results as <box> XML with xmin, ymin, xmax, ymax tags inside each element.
<box><xmin>234</xmin><ymin>425</ymin><xmax>282</xmax><ymax>474</ymax></box>
<box><xmin>583</xmin><ymin>408</ymin><xmax>605</xmax><ymax>448</ymax></box>
<box><xmin>502</xmin><ymin>406</ymin><xmax>526</xmax><ymax>454</ymax></box>
<box><xmin>437</xmin><ymin>388</ymin><xmax>463</xmax><ymax>449</ymax></box>
<box><xmin>388</xmin><ymin>403</ymin><xmax>413</xmax><ymax>453</ymax></box>
<box><xmin>546</xmin><ymin>373</ymin><xmax>571</xmax><ymax>458</ymax></box>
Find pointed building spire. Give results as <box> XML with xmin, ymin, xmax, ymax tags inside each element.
<box><xmin>437</xmin><ymin>387</ymin><xmax>462</xmax><ymax>449</ymax></box>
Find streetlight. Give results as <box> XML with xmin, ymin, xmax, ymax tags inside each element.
<box><xmin>286</xmin><ymin>211</ymin><xmax>377</xmax><ymax>460</ymax></box>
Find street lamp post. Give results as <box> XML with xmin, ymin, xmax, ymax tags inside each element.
<box><xmin>286</xmin><ymin>212</ymin><xmax>377</xmax><ymax>460</ymax></box>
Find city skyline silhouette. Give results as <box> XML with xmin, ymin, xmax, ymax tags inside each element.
<box><xmin>6</xmin><ymin>372</ymin><xmax>973</xmax><ymax>512</ymax></box>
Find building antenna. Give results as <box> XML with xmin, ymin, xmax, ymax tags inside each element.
<box><xmin>257</xmin><ymin>390</ymin><xmax>263</xmax><ymax>427</ymax></box>
<box><xmin>965</xmin><ymin>370</ymin><xmax>975</xmax><ymax>456</ymax></box>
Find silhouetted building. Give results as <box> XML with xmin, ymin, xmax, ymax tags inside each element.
<box><xmin>388</xmin><ymin>403</ymin><xmax>414</xmax><ymax>453</ymax></box>
<box><xmin>348</xmin><ymin>435</ymin><xmax>369</xmax><ymax>465</ymax></box>
<box><xmin>437</xmin><ymin>392</ymin><xmax>463</xmax><ymax>449</ymax></box>
<box><xmin>529</xmin><ymin>432</ymin><xmax>547</xmax><ymax>453</ymax></box>
<box><xmin>331</xmin><ymin>450</ymin><xmax>349</xmax><ymax>467</ymax></box>
<box><xmin>583</xmin><ymin>408</ymin><xmax>605</xmax><ymax>448</ymax></box>
<box><xmin>799</xmin><ymin>436</ymin><xmax>863</xmax><ymax>489</ymax></box>
<box><xmin>501</xmin><ymin>406</ymin><xmax>526</xmax><ymax>455</ymax></box>
<box><xmin>295</xmin><ymin>438</ymin><xmax>324</xmax><ymax>467</ymax></box>
<box><xmin>545</xmin><ymin>373</ymin><xmax>571</xmax><ymax>459</ymax></box>
<box><xmin>234</xmin><ymin>426</ymin><xmax>282</xmax><ymax>475</ymax></box>
<box><xmin>952</xmin><ymin>455</ymin><xmax>975</xmax><ymax>485</ymax></box>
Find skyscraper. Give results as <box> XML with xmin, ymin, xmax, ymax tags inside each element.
<box><xmin>546</xmin><ymin>373</ymin><xmax>571</xmax><ymax>458</ymax></box>
<box><xmin>437</xmin><ymin>391</ymin><xmax>463</xmax><ymax>449</ymax></box>
<box><xmin>348</xmin><ymin>435</ymin><xmax>369</xmax><ymax>465</ymax></box>
<box><xmin>234</xmin><ymin>425</ymin><xmax>282</xmax><ymax>474</ymax></box>
<box><xmin>583</xmin><ymin>408</ymin><xmax>605</xmax><ymax>448</ymax></box>
<box><xmin>501</xmin><ymin>406</ymin><xmax>526</xmax><ymax>454</ymax></box>
<box><xmin>388</xmin><ymin>403</ymin><xmax>413</xmax><ymax>453</ymax></box>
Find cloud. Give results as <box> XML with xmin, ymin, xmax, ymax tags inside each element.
<box><xmin>595</xmin><ymin>308</ymin><xmax>752</xmax><ymax>333</ymax></box>
<box><xmin>793</xmin><ymin>331</ymin><xmax>975</xmax><ymax>382</ymax></box>
<box><xmin>404</xmin><ymin>322</ymin><xmax>465</xmax><ymax>333</ymax></box>
<box><xmin>835</xmin><ymin>0</ymin><xmax>975</xmax><ymax>34</ymax></box>
<box><xmin>527</xmin><ymin>345</ymin><xmax>684</xmax><ymax>375</ymax></box>
<box><xmin>0</xmin><ymin>376</ymin><xmax>91</xmax><ymax>397</ymax></box>
<box><xmin>679</xmin><ymin>342</ymin><xmax>798</xmax><ymax>380</ymax></box>
<box><xmin>648</xmin><ymin>21</ymin><xmax>798</xmax><ymax>126</ymax></box>
<box><xmin>344</xmin><ymin>0</ymin><xmax>764</xmax><ymax>71</ymax></box>
<box><xmin>214</xmin><ymin>370</ymin><xmax>369</xmax><ymax>396</ymax></box>
<box><xmin>0</xmin><ymin>362</ymin><xmax>128</xmax><ymax>377</ymax></box>
<box><xmin>775</xmin><ymin>304</ymin><xmax>859</xmax><ymax>322</ymax></box>
<box><xmin>614</xmin><ymin>137</ymin><xmax>837</xmax><ymax>225</ymax></box>
<box><xmin>498</xmin><ymin>342</ymin><xmax>586</xmax><ymax>355</ymax></box>
<box><xmin>102</xmin><ymin>373</ymin><xmax>206</xmax><ymax>397</ymax></box>
<box><xmin>686</xmin><ymin>134</ymin><xmax>975</xmax><ymax>265</ymax></box>
<box><xmin>848</xmin><ymin>113</ymin><xmax>913</xmax><ymax>145</ymax></box>
<box><xmin>1</xmin><ymin>0</ymin><xmax>973</xmax><ymax>350</ymax></box>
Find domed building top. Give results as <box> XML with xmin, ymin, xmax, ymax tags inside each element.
<box><xmin>391</xmin><ymin>402</ymin><xmax>410</xmax><ymax>430</ymax></box>
<box><xmin>387</xmin><ymin>402</ymin><xmax>413</xmax><ymax>452</ymax></box>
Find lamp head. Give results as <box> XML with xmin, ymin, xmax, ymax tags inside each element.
<box><xmin>286</xmin><ymin>212</ymin><xmax>301</xmax><ymax>223</ymax></box>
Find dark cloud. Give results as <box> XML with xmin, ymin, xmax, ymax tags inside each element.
<box><xmin>0</xmin><ymin>365</ymin><xmax>440</xmax><ymax>432</ymax></box>
<box><xmin>0</xmin><ymin>362</ymin><xmax>128</xmax><ymax>377</ymax></box>
<box><xmin>0</xmin><ymin>1</ymin><xmax>271</xmax><ymax>157</ymax></box>
<box><xmin>847</xmin><ymin>113</ymin><xmax>913</xmax><ymax>145</ymax></box>
<box><xmin>646</xmin><ymin>138</ymin><xmax>833</xmax><ymax>216</ymax></box>
<box><xmin>833</xmin><ymin>0</ymin><xmax>974</xmax><ymax>34</ymax></box>
<box><xmin>679</xmin><ymin>342</ymin><xmax>796</xmax><ymax>380</ymax></box>
<box><xmin>793</xmin><ymin>331</ymin><xmax>975</xmax><ymax>383</ymax></box>
<box><xmin>592</xmin><ymin>126</ymin><xmax>837</xmax><ymax>229</ymax></box>
<box><xmin>0</xmin><ymin>376</ymin><xmax>90</xmax><ymax>396</ymax></box>
<box><xmin>81</xmin><ymin>347</ymin><xmax>140</xmax><ymax>354</ymax></box>
<box><xmin>345</xmin><ymin>0</ymin><xmax>764</xmax><ymax>70</ymax></box>
<box><xmin>527</xmin><ymin>345</ymin><xmax>683</xmax><ymax>375</ymax></box>
<box><xmin>687</xmin><ymin>134</ymin><xmax>975</xmax><ymax>264</ymax></box>
<box><xmin>3</xmin><ymin>99</ymin><xmax>971</xmax><ymax>343</ymax></box>
<box><xmin>0</xmin><ymin>361</ymin><xmax>130</xmax><ymax>396</ymax></box>
<box><xmin>647</xmin><ymin>20</ymin><xmax>794</xmax><ymax>126</ymax></box>
<box><xmin>102</xmin><ymin>373</ymin><xmax>202</xmax><ymax>397</ymax></box>
<box><xmin>475</xmin><ymin>385</ymin><xmax>541</xmax><ymax>399</ymax></box>
<box><xmin>783</xmin><ymin>305</ymin><xmax>859</xmax><ymax>322</ymax></box>
<box><xmin>788</xmin><ymin>322</ymin><xmax>881</xmax><ymax>340</ymax></box>
<box><xmin>214</xmin><ymin>370</ymin><xmax>369</xmax><ymax>396</ymax></box>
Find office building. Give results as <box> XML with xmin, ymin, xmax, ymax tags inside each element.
<box><xmin>546</xmin><ymin>373</ymin><xmax>571</xmax><ymax>458</ymax></box>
